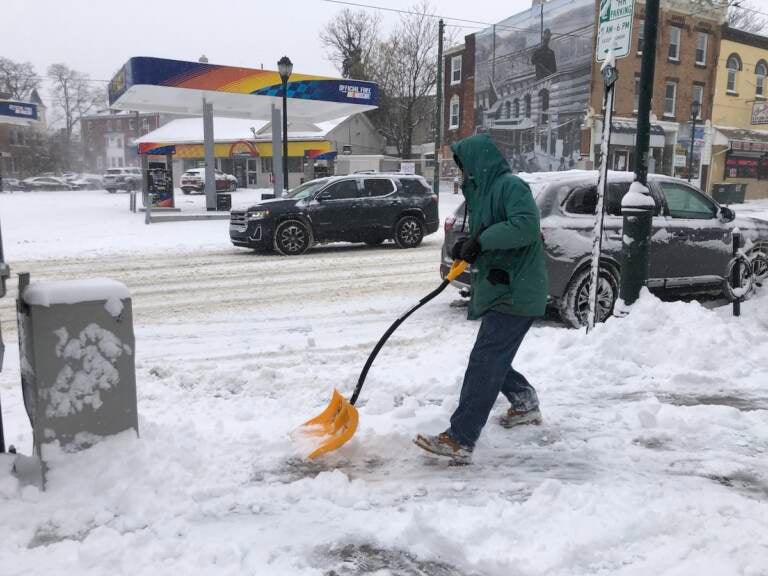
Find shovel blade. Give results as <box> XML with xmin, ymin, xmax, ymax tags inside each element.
<box><xmin>299</xmin><ymin>389</ymin><xmax>359</xmax><ymax>458</ymax></box>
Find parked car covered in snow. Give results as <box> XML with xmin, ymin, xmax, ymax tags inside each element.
<box><xmin>1</xmin><ymin>178</ymin><xmax>23</xmax><ymax>192</ymax></box>
<box><xmin>21</xmin><ymin>176</ymin><xmax>72</xmax><ymax>191</ymax></box>
<box><xmin>103</xmin><ymin>167</ymin><xmax>142</xmax><ymax>193</ymax></box>
<box><xmin>180</xmin><ymin>168</ymin><xmax>237</xmax><ymax>194</ymax></box>
<box><xmin>69</xmin><ymin>174</ymin><xmax>104</xmax><ymax>190</ymax></box>
<box><xmin>441</xmin><ymin>171</ymin><xmax>768</xmax><ymax>328</ymax></box>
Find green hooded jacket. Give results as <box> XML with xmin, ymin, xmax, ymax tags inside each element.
<box><xmin>451</xmin><ymin>134</ymin><xmax>547</xmax><ymax>320</ymax></box>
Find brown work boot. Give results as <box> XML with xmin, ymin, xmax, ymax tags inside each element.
<box><xmin>413</xmin><ymin>432</ymin><xmax>473</xmax><ymax>464</ymax></box>
<box><xmin>499</xmin><ymin>407</ymin><xmax>542</xmax><ymax>429</ymax></box>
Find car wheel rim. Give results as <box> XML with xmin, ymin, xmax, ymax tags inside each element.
<box><xmin>399</xmin><ymin>220</ymin><xmax>421</xmax><ymax>246</ymax></box>
<box><xmin>576</xmin><ymin>276</ymin><xmax>614</xmax><ymax>325</ymax></box>
<box><xmin>280</xmin><ymin>225</ymin><xmax>305</xmax><ymax>253</ymax></box>
<box><xmin>752</xmin><ymin>253</ymin><xmax>768</xmax><ymax>282</ymax></box>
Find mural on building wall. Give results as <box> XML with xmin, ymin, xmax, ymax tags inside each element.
<box><xmin>474</xmin><ymin>0</ymin><xmax>594</xmax><ymax>173</ymax></box>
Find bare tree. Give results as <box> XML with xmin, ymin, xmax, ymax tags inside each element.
<box><xmin>372</xmin><ymin>1</ymin><xmax>440</xmax><ymax>157</ymax></box>
<box><xmin>0</xmin><ymin>58</ymin><xmax>40</xmax><ymax>100</ymax></box>
<box><xmin>728</xmin><ymin>1</ymin><xmax>768</xmax><ymax>34</ymax></box>
<box><xmin>320</xmin><ymin>8</ymin><xmax>381</xmax><ymax>79</ymax></box>
<box><xmin>47</xmin><ymin>64</ymin><xmax>104</xmax><ymax>168</ymax></box>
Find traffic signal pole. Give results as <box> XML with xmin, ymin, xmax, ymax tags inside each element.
<box><xmin>618</xmin><ymin>0</ymin><xmax>659</xmax><ymax>309</ymax></box>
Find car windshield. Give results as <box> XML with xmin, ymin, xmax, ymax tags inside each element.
<box><xmin>105</xmin><ymin>169</ymin><xmax>122</xmax><ymax>174</ymax></box>
<box><xmin>287</xmin><ymin>178</ymin><xmax>330</xmax><ymax>199</ymax></box>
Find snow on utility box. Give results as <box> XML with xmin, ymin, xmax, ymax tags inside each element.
<box><xmin>17</xmin><ymin>277</ymin><xmax>138</xmax><ymax>475</ymax></box>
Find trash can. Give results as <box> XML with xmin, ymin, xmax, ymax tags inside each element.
<box><xmin>17</xmin><ymin>275</ymin><xmax>138</xmax><ymax>485</ymax></box>
<box><xmin>216</xmin><ymin>193</ymin><xmax>232</xmax><ymax>211</ymax></box>
<box><xmin>712</xmin><ymin>183</ymin><xmax>746</xmax><ymax>205</ymax></box>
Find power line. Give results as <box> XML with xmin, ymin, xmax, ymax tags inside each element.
<box><xmin>319</xmin><ymin>0</ymin><xmax>593</xmax><ymax>40</ymax></box>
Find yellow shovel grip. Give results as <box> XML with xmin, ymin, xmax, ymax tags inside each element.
<box><xmin>446</xmin><ymin>259</ymin><xmax>469</xmax><ymax>282</ymax></box>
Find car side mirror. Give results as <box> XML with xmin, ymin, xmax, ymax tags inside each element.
<box><xmin>316</xmin><ymin>191</ymin><xmax>332</xmax><ymax>201</ymax></box>
<box><xmin>719</xmin><ymin>206</ymin><xmax>735</xmax><ymax>222</ymax></box>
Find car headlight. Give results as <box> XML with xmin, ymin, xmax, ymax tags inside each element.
<box><xmin>247</xmin><ymin>210</ymin><xmax>270</xmax><ymax>220</ymax></box>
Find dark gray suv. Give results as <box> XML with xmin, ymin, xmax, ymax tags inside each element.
<box><xmin>441</xmin><ymin>171</ymin><xmax>768</xmax><ymax>328</ymax></box>
<box><xmin>231</xmin><ymin>173</ymin><xmax>439</xmax><ymax>255</ymax></box>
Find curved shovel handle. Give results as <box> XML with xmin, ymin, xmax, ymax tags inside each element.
<box><xmin>446</xmin><ymin>259</ymin><xmax>468</xmax><ymax>282</ymax></box>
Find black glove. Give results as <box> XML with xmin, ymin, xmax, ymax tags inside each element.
<box><xmin>450</xmin><ymin>237</ymin><xmax>466</xmax><ymax>261</ymax></box>
<box><xmin>452</xmin><ymin>236</ymin><xmax>482</xmax><ymax>264</ymax></box>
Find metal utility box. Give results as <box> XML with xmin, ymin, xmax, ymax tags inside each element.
<box><xmin>712</xmin><ymin>183</ymin><xmax>747</xmax><ymax>205</ymax></box>
<box><xmin>17</xmin><ymin>277</ymin><xmax>138</xmax><ymax>464</ymax></box>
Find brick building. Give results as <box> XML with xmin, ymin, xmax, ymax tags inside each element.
<box><xmin>0</xmin><ymin>89</ymin><xmax>47</xmax><ymax>178</ymax></box>
<box><xmin>80</xmin><ymin>110</ymin><xmax>186</xmax><ymax>173</ymax></box>
<box><xmin>583</xmin><ymin>0</ymin><xmax>727</xmax><ymax>183</ymax></box>
<box><xmin>439</xmin><ymin>34</ymin><xmax>475</xmax><ymax>175</ymax></box>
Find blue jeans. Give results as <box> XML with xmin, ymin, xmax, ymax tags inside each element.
<box><xmin>449</xmin><ymin>311</ymin><xmax>539</xmax><ymax>447</ymax></box>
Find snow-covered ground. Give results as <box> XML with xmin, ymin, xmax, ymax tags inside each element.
<box><xmin>1</xmin><ymin>189</ymin><xmax>768</xmax><ymax>575</ymax></box>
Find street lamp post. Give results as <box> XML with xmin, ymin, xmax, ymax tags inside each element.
<box><xmin>277</xmin><ymin>56</ymin><xmax>293</xmax><ymax>193</ymax></box>
<box><xmin>688</xmin><ymin>100</ymin><xmax>701</xmax><ymax>183</ymax></box>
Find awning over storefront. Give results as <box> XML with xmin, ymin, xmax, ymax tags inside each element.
<box><xmin>713</xmin><ymin>126</ymin><xmax>768</xmax><ymax>154</ymax></box>
<box><xmin>108</xmin><ymin>57</ymin><xmax>379</xmax><ymax>121</ymax></box>
<box><xmin>610</xmin><ymin>121</ymin><xmax>666</xmax><ymax>147</ymax></box>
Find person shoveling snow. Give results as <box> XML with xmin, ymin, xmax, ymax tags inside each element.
<box><xmin>414</xmin><ymin>134</ymin><xmax>548</xmax><ymax>464</ymax></box>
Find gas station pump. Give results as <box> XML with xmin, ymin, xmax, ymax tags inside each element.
<box><xmin>144</xmin><ymin>154</ymin><xmax>175</xmax><ymax>208</ymax></box>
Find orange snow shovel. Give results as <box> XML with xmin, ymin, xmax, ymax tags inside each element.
<box><xmin>299</xmin><ymin>259</ymin><xmax>470</xmax><ymax>458</ymax></box>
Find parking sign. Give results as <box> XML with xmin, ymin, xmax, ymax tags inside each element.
<box><xmin>596</xmin><ymin>0</ymin><xmax>635</xmax><ymax>61</ymax></box>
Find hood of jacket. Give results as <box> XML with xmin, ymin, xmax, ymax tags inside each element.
<box><xmin>450</xmin><ymin>134</ymin><xmax>510</xmax><ymax>199</ymax></box>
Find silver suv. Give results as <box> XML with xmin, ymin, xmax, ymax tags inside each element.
<box><xmin>441</xmin><ymin>171</ymin><xmax>768</xmax><ymax>328</ymax></box>
<box><xmin>103</xmin><ymin>167</ymin><xmax>142</xmax><ymax>193</ymax></box>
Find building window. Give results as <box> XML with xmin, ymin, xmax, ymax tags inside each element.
<box><xmin>128</xmin><ymin>119</ymin><xmax>135</xmax><ymax>130</ymax></box>
<box><xmin>692</xmin><ymin>85</ymin><xmax>704</xmax><ymax>118</ymax></box>
<box><xmin>451</xmin><ymin>55</ymin><xmax>462</xmax><ymax>85</ymax></box>
<box><xmin>513</xmin><ymin>98</ymin><xmax>520</xmax><ymax>118</ymax></box>
<box><xmin>106</xmin><ymin>120</ymin><xmax>112</xmax><ymax>131</ymax></box>
<box><xmin>449</xmin><ymin>95</ymin><xmax>460</xmax><ymax>129</ymax></box>
<box><xmin>634</xmin><ymin>75</ymin><xmax>640</xmax><ymax>112</ymax></box>
<box><xmin>726</xmin><ymin>54</ymin><xmax>742</xmax><ymax>94</ymax></box>
<box><xmin>691</xmin><ymin>84</ymin><xmax>704</xmax><ymax>120</ymax></box>
<box><xmin>668</xmin><ymin>26</ymin><xmax>681</xmax><ymax>61</ymax></box>
<box><xmin>539</xmin><ymin>89</ymin><xmax>550</xmax><ymax>123</ymax></box>
<box><xmin>637</xmin><ymin>24</ymin><xmax>644</xmax><ymax>55</ymax></box>
<box><xmin>504</xmin><ymin>101</ymin><xmax>511</xmax><ymax>119</ymax></box>
<box><xmin>695</xmin><ymin>32</ymin><xmax>708</xmax><ymax>66</ymax></box>
<box><xmin>664</xmin><ymin>81</ymin><xmax>677</xmax><ymax>117</ymax></box>
<box><xmin>756</xmin><ymin>60</ymin><xmax>767</xmax><ymax>98</ymax></box>
<box><xmin>524</xmin><ymin>94</ymin><xmax>531</xmax><ymax>118</ymax></box>
<box><xmin>142</xmin><ymin>118</ymin><xmax>150</xmax><ymax>132</ymax></box>
<box><xmin>287</xmin><ymin>157</ymin><xmax>303</xmax><ymax>172</ymax></box>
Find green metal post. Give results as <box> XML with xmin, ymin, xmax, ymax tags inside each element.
<box><xmin>619</xmin><ymin>0</ymin><xmax>659</xmax><ymax>307</ymax></box>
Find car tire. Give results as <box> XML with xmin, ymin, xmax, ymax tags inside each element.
<box><xmin>394</xmin><ymin>215</ymin><xmax>424</xmax><ymax>249</ymax></box>
<box><xmin>559</xmin><ymin>266</ymin><xmax>619</xmax><ymax>329</ymax></box>
<box><xmin>274</xmin><ymin>219</ymin><xmax>313</xmax><ymax>256</ymax></box>
<box><xmin>182</xmin><ymin>190</ymin><xmax>190</xmax><ymax>195</ymax></box>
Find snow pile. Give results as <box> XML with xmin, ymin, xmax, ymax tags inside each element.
<box><xmin>23</xmin><ymin>278</ymin><xmax>130</xmax><ymax>307</ymax></box>
<box><xmin>1</xmin><ymin>283</ymin><xmax>766</xmax><ymax>575</ymax></box>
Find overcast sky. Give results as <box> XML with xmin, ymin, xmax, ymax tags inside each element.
<box><xmin>2</xmin><ymin>0</ymin><xmax>531</xmax><ymax>109</ymax></box>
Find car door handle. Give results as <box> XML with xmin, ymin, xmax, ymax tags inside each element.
<box><xmin>388</xmin><ymin>200</ymin><xmax>401</xmax><ymax>206</ymax></box>
<box><xmin>672</xmin><ymin>232</ymin><xmax>689</xmax><ymax>239</ymax></box>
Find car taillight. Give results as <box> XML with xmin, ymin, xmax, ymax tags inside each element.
<box><xmin>444</xmin><ymin>216</ymin><xmax>456</xmax><ymax>232</ymax></box>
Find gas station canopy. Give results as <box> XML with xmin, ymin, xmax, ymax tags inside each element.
<box><xmin>108</xmin><ymin>57</ymin><xmax>379</xmax><ymax>121</ymax></box>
